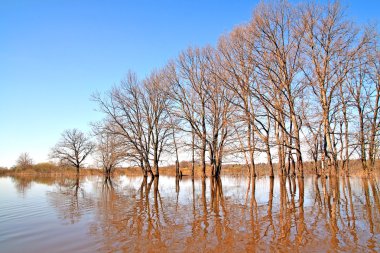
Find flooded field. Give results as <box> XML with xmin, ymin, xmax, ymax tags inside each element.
<box><xmin>0</xmin><ymin>174</ymin><xmax>379</xmax><ymax>252</ymax></box>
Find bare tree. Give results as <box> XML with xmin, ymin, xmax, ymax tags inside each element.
<box><xmin>93</xmin><ymin>70</ymin><xmax>172</xmax><ymax>178</ymax></box>
<box><xmin>93</xmin><ymin>72</ymin><xmax>151</xmax><ymax>176</ymax></box>
<box><xmin>49</xmin><ymin>129</ymin><xmax>94</xmax><ymax>174</ymax></box>
<box><xmin>347</xmin><ymin>51</ymin><xmax>370</xmax><ymax>170</ymax></box>
<box><xmin>16</xmin><ymin>152</ymin><xmax>33</xmax><ymax>169</ymax></box>
<box><xmin>246</xmin><ymin>0</ymin><xmax>306</xmax><ymax>177</ymax></box>
<box><xmin>301</xmin><ymin>98</ymin><xmax>323</xmax><ymax>176</ymax></box>
<box><xmin>93</xmin><ymin>123</ymin><xmax>126</xmax><ymax>176</ymax></box>
<box><xmin>301</xmin><ymin>1</ymin><xmax>368</xmax><ymax>175</ymax></box>
<box><xmin>367</xmin><ymin>37</ymin><xmax>380</xmax><ymax>170</ymax></box>
<box><xmin>168</xmin><ymin>46</ymin><xmax>235</xmax><ymax>178</ymax></box>
<box><xmin>337</xmin><ymin>79</ymin><xmax>351</xmax><ymax>174</ymax></box>
<box><xmin>216</xmin><ymin>25</ymin><xmax>259</xmax><ymax>177</ymax></box>
<box><xmin>204</xmin><ymin>47</ymin><xmax>235</xmax><ymax>177</ymax></box>
<box><xmin>90</xmin><ymin>0</ymin><xmax>378</xmax><ymax>178</ymax></box>
<box><xmin>166</xmin><ymin>112</ymin><xmax>182</xmax><ymax>178</ymax></box>
<box><xmin>169</xmin><ymin>47</ymin><xmax>210</xmax><ymax>178</ymax></box>
<box><xmin>143</xmin><ymin>72</ymin><xmax>172</xmax><ymax>177</ymax></box>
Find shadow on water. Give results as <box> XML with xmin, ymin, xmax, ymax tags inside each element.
<box><xmin>3</xmin><ymin>174</ymin><xmax>380</xmax><ymax>252</ymax></box>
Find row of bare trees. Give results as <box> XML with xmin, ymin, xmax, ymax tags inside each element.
<box><xmin>50</xmin><ymin>1</ymin><xmax>379</xmax><ymax>179</ymax></box>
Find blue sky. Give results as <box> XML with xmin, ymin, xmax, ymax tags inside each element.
<box><xmin>0</xmin><ymin>1</ymin><xmax>379</xmax><ymax>167</ymax></box>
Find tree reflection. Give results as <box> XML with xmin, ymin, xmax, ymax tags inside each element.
<box><xmin>328</xmin><ymin>176</ymin><xmax>340</xmax><ymax>248</ymax></box>
<box><xmin>362</xmin><ymin>177</ymin><xmax>375</xmax><ymax>248</ymax></box>
<box><xmin>47</xmin><ymin>175</ymin><xmax>94</xmax><ymax>224</ymax></box>
<box><xmin>345</xmin><ymin>176</ymin><xmax>358</xmax><ymax>244</ymax></box>
<box><xmin>266</xmin><ymin>177</ymin><xmax>274</xmax><ymax>238</ymax></box>
<box><xmin>11</xmin><ymin>175</ymin><xmax>57</xmax><ymax>196</ymax></box>
<box><xmin>11</xmin><ymin>174</ymin><xmax>58</xmax><ymax>197</ymax></box>
<box><xmin>279</xmin><ymin>176</ymin><xmax>291</xmax><ymax>243</ymax></box>
<box><xmin>88</xmin><ymin>176</ymin><xmax>173</xmax><ymax>251</ymax></box>
<box><xmin>12</xmin><ymin>176</ymin><xmax>33</xmax><ymax>196</ymax></box>
<box><xmin>210</xmin><ymin>176</ymin><xmax>231</xmax><ymax>247</ymax></box>
<box><xmin>369</xmin><ymin>178</ymin><xmax>380</xmax><ymax>213</ymax></box>
<box><xmin>175</xmin><ymin>176</ymin><xmax>180</xmax><ymax>210</ymax></box>
<box><xmin>296</xmin><ymin>177</ymin><xmax>306</xmax><ymax>244</ymax></box>
<box><xmin>42</xmin><ymin>174</ymin><xmax>380</xmax><ymax>252</ymax></box>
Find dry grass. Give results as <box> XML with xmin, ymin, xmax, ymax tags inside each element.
<box><xmin>1</xmin><ymin>163</ymin><xmax>102</xmax><ymax>176</ymax></box>
<box><xmin>116</xmin><ymin>159</ymin><xmax>380</xmax><ymax>177</ymax></box>
<box><xmin>2</xmin><ymin>160</ymin><xmax>379</xmax><ymax>178</ymax></box>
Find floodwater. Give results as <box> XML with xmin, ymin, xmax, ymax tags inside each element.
<box><xmin>0</xmin><ymin>174</ymin><xmax>379</xmax><ymax>252</ymax></box>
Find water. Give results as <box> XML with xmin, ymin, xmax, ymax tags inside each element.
<box><xmin>0</xmin><ymin>174</ymin><xmax>379</xmax><ymax>252</ymax></box>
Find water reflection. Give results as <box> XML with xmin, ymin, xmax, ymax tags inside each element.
<box><xmin>47</xmin><ymin>175</ymin><xmax>95</xmax><ymax>224</ymax></box>
<box><xmin>2</xmin><ymin>174</ymin><xmax>380</xmax><ymax>252</ymax></box>
<box><xmin>12</xmin><ymin>176</ymin><xmax>33</xmax><ymax>196</ymax></box>
<box><xmin>11</xmin><ymin>175</ymin><xmax>57</xmax><ymax>196</ymax></box>
<box><xmin>86</xmin><ymin>176</ymin><xmax>380</xmax><ymax>252</ymax></box>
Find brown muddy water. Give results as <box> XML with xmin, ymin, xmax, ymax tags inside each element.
<box><xmin>0</xmin><ymin>175</ymin><xmax>379</xmax><ymax>252</ymax></box>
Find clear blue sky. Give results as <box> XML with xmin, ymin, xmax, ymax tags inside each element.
<box><xmin>0</xmin><ymin>0</ymin><xmax>379</xmax><ymax>167</ymax></box>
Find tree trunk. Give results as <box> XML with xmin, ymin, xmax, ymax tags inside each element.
<box><xmin>191</xmin><ymin>129</ymin><xmax>195</xmax><ymax>178</ymax></box>
<box><xmin>140</xmin><ymin>159</ymin><xmax>148</xmax><ymax>177</ymax></box>
<box><xmin>340</xmin><ymin>84</ymin><xmax>350</xmax><ymax>175</ymax></box>
<box><xmin>275</xmin><ymin>119</ymin><xmax>284</xmax><ymax>176</ymax></box>
<box><xmin>323</xmin><ymin>112</ymin><xmax>337</xmax><ymax>176</ymax></box>
<box><xmin>175</xmin><ymin>160</ymin><xmax>180</xmax><ymax>178</ymax></box>
<box><xmin>344</xmin><ymin>116</ymin><xmax>350</xmax><ymax>175</ymax></box>
<box><xmin>358</xmin><ymin>108</ymin><xmax>367</xmax><ymax>170</ymax></box>
<box><xmin>291</xmin><ymin>112</ymin><xmax>304</xmax><ymax>178</ymax></box>
<box><xmin>266</xmin><ymin>140</ymin><xmax>274</xmax><ymax>178</ymax></box>
<box><xmin>154</xmin><ymin>163</ymin><xmax>159</xmax><ymax>177</ymax></box>
<box><xmin>368</xmin><ymin>90</ymin><xmax>379</xmax><ymax>170</ymax></box>
<box><xmin>246</xmin><ymin>111</ymin><xmax>256</xmax><ymax>178</ymax></box>
<box><xmin>201</xmin><ymin>132</ymin><xmax>207</xmax><ymax>178</ymax></box>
